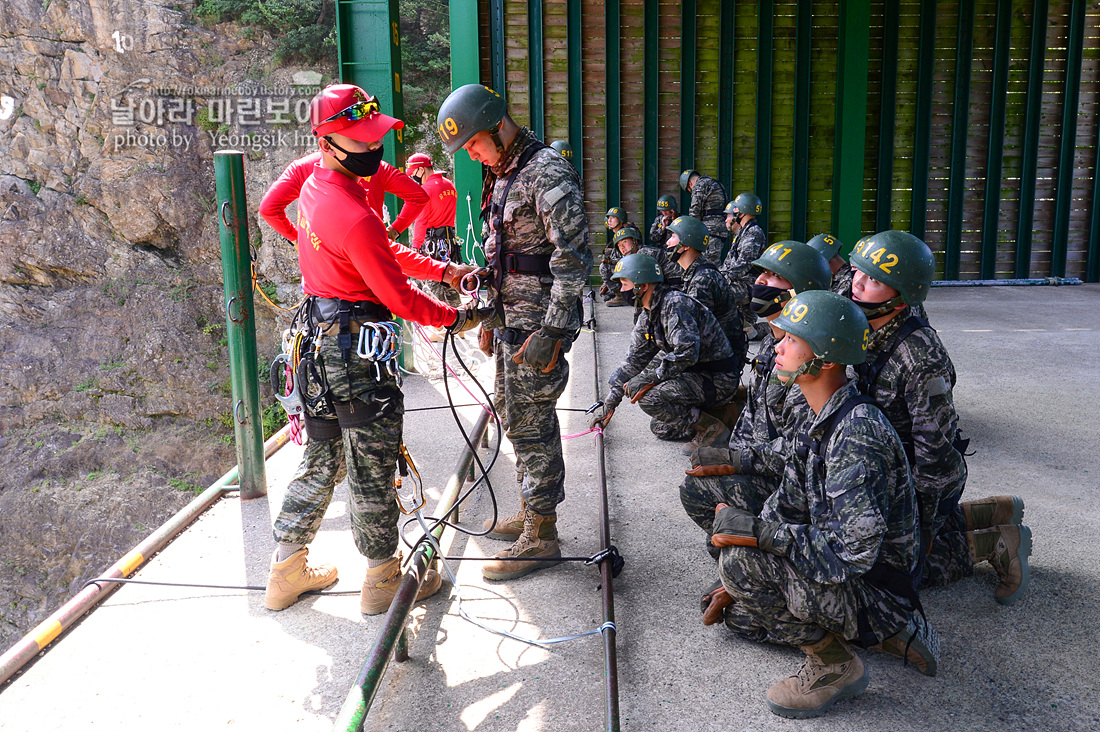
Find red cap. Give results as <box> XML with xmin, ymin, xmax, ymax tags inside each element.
<box><xmin>405</xmin><ymin>153</ymin><xmax>433</xmax><ymax>173</ymax></box>
<box><xmin>310</xmin><ymin>84</ymin><xmax>403</xmax><ymax>143</ymax></box>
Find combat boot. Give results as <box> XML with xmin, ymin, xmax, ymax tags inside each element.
<box><xmin>961</xmin><ymin>495</ymin><xmax>1024</xmax><ymax>530</ymax></box>
<box><xmin>968</xmin><ymin>524</ymin><xmax>1032</xmax><ymax>605</ymax></box>
<box><xmin>483</xmin><ymin>499</ymin><xmax>526</xmax><ymax>541</ymax></box>
<box><xmin>870</xmin><ymin>614</ymin><xmax>940</xmax><ymax>676</ymax></box>
<box><xmin>606</xmin><ymin>294</ymin><xmax>629</xmax><ymax>308</ymax></box>
<box><xmin>482</xmin><ymin>509</ymin><xmax>562</xmax><ymax>581</ymax></box>
<box><xmin>264</xmin><ymin>548</ymin><xmax>338</xmax><ymax>611</ymax></box>
<box><xmin>360</xmin><ymin>554</ymin><xmax>443</xmax><ymax>615</ymax></box>
<box><xmin>766</xmin><ymin>633</ymin><xmax>869</xmax><ymax>719</ymax></box>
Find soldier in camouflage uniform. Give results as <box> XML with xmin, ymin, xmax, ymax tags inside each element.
<box><xmin>599</xmin><ymin>207</ymin><xmax>632</xmax><ymax>306</ymax></box>
<box><xmin>588</xmin><ymin>253</ymin><xmax>739</xmax><ymax>441</ymax></box>
<box><xmin>719</xmin><ymin>193</ymin><xmax>768</xmax><ymax>338</ymax></box>
<box><xmin>701</xmin><ymin>290</ymin><xmax>931</xmax><ymax>718</ymax></box>
<box><xmin>681</xmin><ymin>240</ymin><xmax>831</xmax><ymax>557</ymax></box>
<box><xmin>849</xmin><ymin>230</ymin><xmax>1031</xmax><ymax>604</ymax></box>
<box><xmin>649</xmin><ymin>194</ymin><xmax>678</xmax><ymax>246</ymax></box>
<box><xmin>438</xmin><ymin>84</ymin><xmax>592</xmax><ymax>581</ymax></box>
<box><xmin>680</xmin><ymin>169</ymin><xmax>728</xmax><ymax>265</ymax></box>
<box><xmin>807</xmin><ymin>233</ymin><xmax>854</xmax><ymax>297</ymax></box>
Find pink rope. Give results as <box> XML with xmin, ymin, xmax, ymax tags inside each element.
<box><xmin>561</xmin><ymin>425</ymin><xmax>602</xmax><ymax>440</ymax></box>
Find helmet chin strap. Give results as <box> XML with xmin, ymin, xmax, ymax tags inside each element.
<box><xmin>854</xmin><ymin>294</ymin><xmax>905</xmax><ymax>319</ymax></box>
<box><xmin>489</xmin><ymin>122</ymin><xmax>507</xmax><ymax>155</ymax></box>
<box><xmin>770</xmin><ymin>357</ymin><xmax>825</xmax><ymax>389</ymax></box>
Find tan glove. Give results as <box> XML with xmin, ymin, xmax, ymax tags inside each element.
<box><xmin>478</xmin><ymin>327</ymin><xmax>495</xmax><ymax>356</ymax></box>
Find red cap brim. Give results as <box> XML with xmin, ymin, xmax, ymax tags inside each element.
<box><xmin>314</xmin><ymin>113</ymin><xmax>404</xmax><ymax>144</ymax></box>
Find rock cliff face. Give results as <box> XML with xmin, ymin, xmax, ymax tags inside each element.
<box><xmin>0</xmin><ymin>0</ymin><xmax>330</xmax><ymax>651</ymax></box>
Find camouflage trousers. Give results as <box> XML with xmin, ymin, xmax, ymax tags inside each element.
<box><xmin>494</xmin><ymin>334</ymin><xmax>569</xmax><ymax>515</ymax></box>
<box><xmin>599</xmin><ymin>257</ymin><xmax>622</xmax><ymax>298</ymax></box>
<box><xmin>637</xmin><ymin>371</ymin><xmax>739</xmax><ymax>441</ymax></box>
<box><xmin>272</xmin><ymin>336</ymin><xmax>404</xmax><ymax>561</ymax></box>
<box><xmin>922</xmin><ymin>505</ymin><xmax>974</xmax><ymax>587</ymax></box>
<box><xmin>414</xmin><ymin>276</ymin><xmax>461</xmax><ymax>308</ymax></box>
<box><xmin>680</xmin><ymin>471</ymin><xmax>777</xmax><ymax>559</ymax></box>
<box><xmin>719</xmin><ymin>546</ymin><xmax>913</xmax><ymax>648</ymax></box>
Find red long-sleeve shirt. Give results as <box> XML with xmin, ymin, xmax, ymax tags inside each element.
<box><xmin>259</xmin><ymin>151</ymin><xmax>428</xmax><ymax>241</ymax></box>
<box><xmin>293</xmin><ymin>166</ymin><xmax>455</xmax><ymax>327</ymax></box>
<box><xmin>410</xmin><ymin>172</ymin><xmax>458</xmax><ymax>250</ymax></box>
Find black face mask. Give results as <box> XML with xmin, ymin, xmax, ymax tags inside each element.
<box><xmin>750</xmin><ymin>284</ymin><xmax>790</xmax><ymax>316</ymax></box>
<box><xmin>632</xmin><ymin>285</ymin><xmax>647</xmax><ymax>308</ymax></box>
<box><xmin>325</xmin><ymin>138</ymin><xmax>385</xmax><ymax>178</ymax></box>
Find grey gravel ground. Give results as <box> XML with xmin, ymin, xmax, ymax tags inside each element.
<box><xmin>1</xmin><ymin>284</ymin><xmax>1098</xmax><ymax>731</ymax></box>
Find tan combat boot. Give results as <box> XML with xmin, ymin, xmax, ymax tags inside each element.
<box><xmin>961</xmin><ymin>495</ymin><xmax>1024</xmax><ymax>531</ymax></box>
<box><xmin>483</xmin><ymin>499</ymin><xmax>526</xmax><ymax>541</ymax></box>
<box><xmin>264</xmin><ymin>548</ymin><xmax>338</xmax><ymax>611</ymax></box>
<box><xmin>870</xmin><ymin>613</ymin><xmax>940</xmax><ymax>676</ymax></box>
<box><xmin>482</xmin><ymin>509</ymin><xmax>562</xmax><ymax>581</ymax></box>
<box><xmin>968</xmin><ymin>524</ymin><xmax>1032</xmax><ymax>605</ymax></box>
<box><xmin>360</xmin><ymin>555</ymin><xmax>443</xmax><ymax>615</ymax></box>
<box><xmin>766</xmin><ymin>633</ymin><xmax>869</xmax><ymax>719</ymax></box>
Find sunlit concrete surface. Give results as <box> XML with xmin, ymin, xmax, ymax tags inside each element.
<box><xmin>1</xmin><ymin>285</ymin><xmax>1098</xmax><ymax>730</ymax></box>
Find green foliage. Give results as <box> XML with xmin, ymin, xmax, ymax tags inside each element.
<box><xmin>75</xmin><ymin>377</ymin><xmax>96</xmax><ymax>392</ymax></box>
<box><xmin>27</xmin><ymin>180</ymin><xmax>41</xmax><ymax>195</ymax></box>
<box><xmin>195</xmin><ymin>0</ymin><xmax>335</xmax><ymax>67</ymax></box>
<box><xmin>262</xmin><ymin>402</ymin><xmax>288</xmax><ymax>440</ymax></box>
<box><xmin>167</xmin><ymin>474</ymin><xmax>204</xmax><ymax>494</ymax></box>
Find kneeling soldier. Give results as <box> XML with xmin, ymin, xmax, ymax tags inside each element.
<box><xmin>704</xmin><ymin>290</ymin><xmax>931</xmax><ymax>718</ymax></box>
<box><xmin>588</xmin><ymin>253</ymin><xmax>739</xmax><ymax>441</ymax></box>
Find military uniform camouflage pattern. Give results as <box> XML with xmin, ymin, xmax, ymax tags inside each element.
<box><xmin>650</xmin><ymin>214</ymin><xmax>674</xmax><ymax>247</ymax></box>
<box><xmin>854</xmin><ymin>308</ymin><xmax>969</xmax><ymax>585</ymax></box>
<box><xmin>272</xmin><ymin>336</ymin><xmax>404</xmax><ymax>560</ymax></box>
<box><xmin>831</xmin><ymin>263</ymin><xmax>854</xmax><ymax>298</ymax></box>
<box><xmin>415</xmin><ymin>276</ymin><xmax>461</xmax><ymax>308</ymax></box>
<box><xmin>483</xmin><ymin>127</ymin><xmax>591</xmax><ymax>512</ymax></box>
<box><xmin>719</xmin><ymin>382</ymin><xmax>920</xmax><ymax>647</ymax></box>
<box><xmin>600</xmin><ymin>240</ymin><xmax>626</xmax><ymax>298</ymax></box>
<box><xmin>687</xmin><ymin>175</ymin><xmax>729</xmax><ymax>264</ymax></box>
<box><xmin>679</xmin><ymin>257</ymin><xmax>745</xmax><ymax>367</ymax></box>
<box><xmin>604</xmin><ymin>286</ymin><xmax>739</xmax><ymax>440</ymax></box>
<box><xmin>719</xmin><ymin>218</ymin><xmax>768</xmax><ymax>329</ymax></box>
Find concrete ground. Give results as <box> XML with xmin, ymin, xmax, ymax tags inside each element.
<box><xmin>1</xmin><ymin>284</ymin><xmax>1098</xmax><ymax>731</ymax></box>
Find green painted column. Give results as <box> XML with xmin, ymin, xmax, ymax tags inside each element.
<box><xmin>911</xmin><ymin>0</ymin><xmax>937</xmax><ymax>239</ymax></box>
<box><xmin>529</xmin><ymin>0</ymin><xmax>545</xmax><ymax>139</ymax></box>
<box><xmin>644</xmin><ymin>0</ymin><xmax>659</xmax><ymax>221</ymax></box>
<box><xmin>791</xmin><ymin>0</ymin><xmax>811</xmax><ymax>241</ymax></box>
<box><xmin>875</xmin><ymin>0</ymin><xmax>900</xmax><ymax>234</ymax></box>
<box><xmin>450</xmin><ymin>0</ymin><xmax>483</xmax><ymax>266</ymax></box>
<box><xmin>944</xmin><ymin>0</ymin><xmax>974</xmax><ymax>281</ymax></box>
<box><xmin>679</xmin><ymin>0</ymin><xmax>697</xmax><ymax>214</ymax></box>
<box><xmin>490</xmin><ymin>0</ymin><xmax>506</xmax><ymax>94</ymax></box>
<box><xmin>1052</xmin><ymin>0</ymin><xmax>1086</xmax><ymax>278</ymax></box>
<box><xmin>981</xmin><ymin>0</ymin><xmax>1012</xmax><ymax>279</ymax></box>
<box><xmin>606</xmin><ymin>0</ymin><xmax>621</xmax><ymax>210</ymax></box>
<box><xmin>717</xmin><ymin>0</ymin><xmax>736</xmax><ymax>195</ymax></box>
<box><xmin>1015</xmin><ymin>0</ymin><xmax>1047</xmax><ymax>278</ymax></box>
<box><xmin>755</xmin><ymin>0</ymin><xmax>773</xmax><ymax>235</ymax></box>
<box><xmin>214</xmin><ymin>151</ymin><xmax>267</xmax><ymax>500</ymax></box>
<box><xmin>831</xmin><ymin>0</ymin><xmax>871</xmax><ymax>247</ymax></box>
<box><xmin>568</xmin><ymin>0</ymin><xmax>584</xmax><ymax>176</ymax></box>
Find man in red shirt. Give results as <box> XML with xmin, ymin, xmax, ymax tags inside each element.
<box><xmin>406</xmin><ymin>152</ymin><xmax>461</xmax><ymax>307</ymax></box>
<box><xmin>260</xmin><ymin>84</ymin><xmax>490</xmax><ymax>615</ymax></box>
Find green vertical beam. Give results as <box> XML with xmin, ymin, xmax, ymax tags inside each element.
<box><xmin>717</xmin><ymin>0</ymin><xmax>736</xmax><ymax>195</ymax></box>
<box><xmin>449</xmin><ymin>0</ymin><xmax>482</xmax><ymax>262</ymax></box>
<box><xmin>831</xmin><ymin>0</ymin><xmax>870</xmax><ymax>247</ymax></box>
<box><xmin>213</xmin><ymin>151</ymin><xmax>267</xmax><ymax>500</ymax></box>
<box><xmin>875</xmin><ymin>0</ymin><xmax>900</xmax><ymax>234</ymax></box>
<box><xmin>607</xmin><ymin>0</ymin><xmax>621</xmax><ymax>209</ymax></box>
<box><xmin>911</xmin><ymin>0</ymin><xmax>936</xmax><ymax>238</ymax></box>
<box><xmin>528</xmin><ymin>0</ymin><xmax>545</xmax><ymax>139</ymax></box>
<box><xmin>755</xmin><ymin>0</ymin><xmax>774</xmax><ymax>235</ymax></box>
<box><xmin>944</xmin><ymin>0</ymin><xmax>974</xmax><ymax>281</ymax></box>
<box><xmin>1052</xmin><ymin>0</ymin><xmax>1086</xmax><ymax>278</ymax></box>
<box><xmin>1015</xmin><ymin>0</ymin><xmax>1047</xmax><ymax>277</ymax></box>
<box><xmin>489</xmin><ymin>0</ymin><xmax>506</xmax><ymax>94</ymax></box>
<box><xmin>568</xmin><ymin>0</ymin><xmax>584</xmax><ymax>176</ymax></box>
<box><xmin>980</xmin><ymin>0</ymin><xmax>1012</xmax><ymax>279</ymax></box>
<box><xmin>1089</xmin><ymin>132</ymin><xmax>1100</xmax><ymax>281</ymax></box>
<box><xmin>644</xmin><ymin>0</ymin><xmax>659</xmax><ymax>220</ymax></box>
<box><xmin>790</xmin><ymin>0</ymin><xmax>811</xmax><ymax>241</ymax></box>
<box><xmin>680</xmin><ymin>0</ymin><xmax>697</xmax><ymax>214</ymax></box>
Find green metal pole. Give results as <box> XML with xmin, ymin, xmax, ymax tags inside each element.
<box><xmin>529</xmin><ymin>0</ymin><xmax>545</xmax><ymax>139</ymax></box>
<box><xmin>981</xmin><ymin>0</ymin><xmax>1012</xmax><ymax>279</ymax></box>
<box><xmin>490</xmin><ymin>0</ymin><xmax>506</xmax><ymax>94</ymax></box>
<box><xmin>214</xmin><ymin>151</ymin><xmax>267</xmax><ymax>500</ymax></box>
<box><xmin>568</xmin><ymin>0</ymin><xmax>584</xmax><ymax>176</ymax></box>
<box><xmin>680</xmin><ymin>0</ymin><xmax>697</xmax><ymax>214</ymax></box>
<box><xmin>717</xmin><ymin>0</ymin><xmax>736</xmax><ymax>196</ymax></box>
<box><xmin>831</xmin><ymin>0</ymin><xmax>870</xmax><ymax>248</ymax></box>
<box><xmin>944</xmin><ymin>0</ymin><xmax>974</xmax><ymax>281</ymax></box>
<box><xmin>644</xmin><ymin>0</ymin><xmax>659</xmax><ymax>221</ymax></box>
<box><xmin>875</xmin><ymin>0</ymin><xmax>900</xmax><ymax>234</ymax></box>
<box><xmin>791</xmin><ymin>0</ymin><xmax>811</xmax><ymax>241</ymax></box>
<box><xmin>1052</xmin><ymin>0</ymin><xmax>1086</xmax><ymax>279</ymax></box>
<box><xmin>607</xmin><ymin>0</ymin><xmax>621</xmax><ymax>212</ymax></box>
<box><xmin>1089</xmin><ymin>131</ymin><xmax>1100</xmax><ymax>281</ymax></box>
<box><xmin>450</xmin><ymin>0</ymin><xmax>483</xmax><ymax>266</ymax></box>
<box><xmin>1015</xmin><ymin>0</ymin><xmax>1047</xmax><ymax>278</ymax></box>
<box><xmin>911</xmin><ymin>0</ymin><xmax>936</xmax><ymax>239</ymax></box>
<box><xmin>755</xmin><ymin>0</ymin><xmax>774</xmax><ymax>236</ymax></box>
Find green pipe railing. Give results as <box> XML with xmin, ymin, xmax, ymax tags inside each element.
<box><xmin>1051</xmin><ymin>0</ymin><xmax>1086</xmax><ymax>279</ymax></box>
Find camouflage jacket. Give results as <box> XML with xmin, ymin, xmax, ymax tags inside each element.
<box><xmin>649</xmin><ymin>214</ymin><xmax>674</xmax><ymax>246</ymax></box>
<box><xmin>761</xmin><ymin>381</ymin><xmax>919</xmax><ymax>587</ymax></box>
<box><xmin>852</xmin><ymin>307</ymin><xmax>964</xmax><ymax>536</ymax></box>
<box><xmin>680</xmin><ymin>256</ymin><xmax>741</xmax><ymax>349</ymax></box>
<box><xmin>729</xmin><ymin>329</ymin><xmax>813</xmax><ymax>479</ymax></box>
<box><xmin>719</xmin><ymin>218</ymin><xmax>767</xmax><ymax>302</ymax></box>
<box><xmin>831</xmin><ymin>263</ymin><xmax>854</xmax><ymax>298</ymax></box>
<box><xmin>604</xmin><ymin>286</ymin><xmax>735</xmax><ymax>409</ymax></box>
<box><xmin>485</xmin><ymin>128</ymin><xmax>593</xmax><ymax>333</ymax></box>
<box><xmin>688</xmin><ymin>175</ymin><xmax>728</xmax><ymax>263</ymax></box>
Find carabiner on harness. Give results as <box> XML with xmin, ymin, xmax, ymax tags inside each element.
<box><xmin>459</xmin><ymin>272</ymin><xmax>483</xmax><ymax>301</ymax></box>
<box><xmin>394</xmin><ymin>443</ymin><xmax>426</xmax><ymax>515</ymax></box>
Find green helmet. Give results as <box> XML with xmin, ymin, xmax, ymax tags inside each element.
<box><xmin>731</xmin><ymin>192</ymin><xmax>763</xmax><ymax>217</ymax></box>
<box><xmin>612</xmin><ymin>226</ymin><xmax>641</xmax><ymax>247</ymax></box>
<box><xmin>849</xmin><ymin>230</ymin><xmax>935</xmax><ymax>305</ymax></box>
<box><xmin>807</xmin><ymin>233</ymin><xmax>844</xmax><ymax>261</ymax></box>
<box><xmin>679</xmin><ymin>169</ymin><xmax>698</xmax><ymax>191</ymax></box>
<box><xmin>665</xmin><ymin>215</ymin><xmax>711</xmax><ymax>251</ymax></box>
<box><xmin>606</xmin><ymin>207</ymin><xmax>627</xmax><ymax>223</ymax></box>
<box><xmin>751</xmin><ymin>240</ymin><xmax>831</xmax><ymax>293</ymax></box>
<box><xmin>436</xmin><ymin>84</ymin><xmax>507</xmax><ymax>154</ymax></box>
<box><xmin>612</xmin><ymin>252</ymin><xmax>664</xmax><ymax>284</ymax></box>
<box><xmin>657</xmin><ymin>194</ymin><xmax>678</xmax><ymax>213</ymax></box>
<box><xmin>550</xmin><ymin>140</ymin><xmax>573</xmax><ymax>159</ymax></box>
<box><xmin>772</xmin><ymin>290</ymin><xmax>871</xmax><ymax>366</ymax></box>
